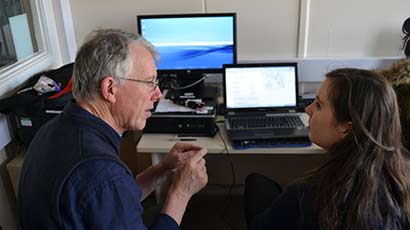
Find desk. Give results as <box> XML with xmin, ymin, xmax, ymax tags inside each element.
<box><xmin>137</xmin><ymin>117</ymin><xmax>326</xmax><ymax>201</ymax></box>
<box><xmin>138</xmin><ymin>124</ymin><xmax>324</xmax><ymax>155</ymax></box>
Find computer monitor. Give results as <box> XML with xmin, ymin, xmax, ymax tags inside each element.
<box><xmin>137</xmin><ymin>13</ymin><xmax>237</xmax><ymax>98</ymax></box>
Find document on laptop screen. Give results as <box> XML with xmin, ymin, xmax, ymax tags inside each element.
<box><xmin>225</xmin><ymin>66</ymin><xmax>297</xmax><ymax>109</ymax></box>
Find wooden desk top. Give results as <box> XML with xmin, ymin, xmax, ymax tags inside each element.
<box><xmin>137</xmin><ymin>122</ymin><xmax>325</xmax><ymax>155</ymax></box>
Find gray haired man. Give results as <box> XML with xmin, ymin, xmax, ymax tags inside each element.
<box><xmin>19</xmin><ymin>29</ymin><xmax>208</xmax><ymax>229</ymax></box>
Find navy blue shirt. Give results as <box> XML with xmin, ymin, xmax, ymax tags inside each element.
<box><xmin>251</xmin><ymin>182</ymin><xmax>317</xmax><ymax>230</ymax></box>
<box><xmin>252</xmin><ymin>182</ymin><xmax>403</xmax><ymax>230</ymax></box>
<box><xmin>19</xmin><ymin>101</ymin><xmax>178</xmax><ymax>230</ymax></box>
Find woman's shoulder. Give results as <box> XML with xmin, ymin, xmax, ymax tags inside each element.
<box><xmin>286</xmin><ymin>179</ymin><xmax>316</xmax><ymax>194</ymax></box>
<box><xmin>276</xmin><ymin>180</ymin><xmax>317</xmax><ymax>208</ymax></box>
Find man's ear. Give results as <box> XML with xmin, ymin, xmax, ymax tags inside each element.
<box><xmin>100</xmin><ymin>76</ymin><xmax>117</xmax><ymax>103</ymax></box>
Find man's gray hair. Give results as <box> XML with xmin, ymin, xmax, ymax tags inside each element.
<box><xmin>73</xmin><ymin>28</ymin><xmax>159</xmax><ymax>101</ymax></box>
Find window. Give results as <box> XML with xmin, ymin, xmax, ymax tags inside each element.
<box><xmin>0</xmin><ymin>0</ymin><xmax>75</xmax><ymax>154</ymax></box>
<box><xmin>0</xmin><ymin>0</ymin><xmax>76</xmax><ymax>98</ymax></box>
<box><xmin>0</xmin><ymin>0</ymin><xmax>38</xmax><ymax>69</ymax></box>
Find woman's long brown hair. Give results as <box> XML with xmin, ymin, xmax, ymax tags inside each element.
<box><xmin>309</xmin><ymin>68</ymin><xmax>410</xmax><ymax>229</ymax></box>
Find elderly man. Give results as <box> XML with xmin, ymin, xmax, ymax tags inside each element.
<box><xmin>19</xmin><ymin>29</ymin><xmax>208</xmax><ymax>229</ymax></box>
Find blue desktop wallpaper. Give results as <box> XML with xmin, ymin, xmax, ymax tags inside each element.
<box><xmin>140</xmin><ymin>16</ymin><xmax>235</xmax><ymax>70</ymax></box>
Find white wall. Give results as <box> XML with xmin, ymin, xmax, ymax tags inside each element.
<box><xmin>70</xmin><ymin>0</ymin><xmax>203</xmax><ymax>45</ymax></box>
<box><xmin>307</xmin><ymin>0</ymin><xmax>408</xmax><ymax>57</ymax></box>
<box><xmin>205</xmin><ymin>0</ymin><xmax>300</xmax><ymax>60</ymax></box>
<box><xmin>69</xmin><ymin>0</ymin><xmax>410</xmax><ymax>61</ymax></box>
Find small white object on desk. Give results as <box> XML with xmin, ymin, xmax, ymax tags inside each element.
<box><xmin>155</xmin><ymin>99</ymin><xmax>196</xmax><ymax>113</ymax></box>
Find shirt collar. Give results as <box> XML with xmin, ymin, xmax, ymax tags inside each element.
<box><xmin>63</xmin><ymin>100</ymin><xmax>122</xmax><ymax>151</ymax></box>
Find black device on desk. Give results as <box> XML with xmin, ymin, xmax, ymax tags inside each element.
<box><xmin>144</xmin><ymin>97</ymin><xmax>217</xmax><ymax>136</ymax></box>
<box><xmin>231</xmin><ymin>137</ymin><xmax>312</xmax><ymax>149</ymax></box>
<box><xmin>166</xmin><ymin>85</ymin><xmax>218</xmax><ymax>102</ymax></box>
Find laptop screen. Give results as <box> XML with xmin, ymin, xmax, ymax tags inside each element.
<box><xmin>224</xmin><ymin>63</ymin><xmax>298</xmax><ymax>110</ymax></box>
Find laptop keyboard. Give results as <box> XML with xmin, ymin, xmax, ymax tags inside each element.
<box><xmin>229</xmin><ymin>115</ymin><xmax>304</xmax><ymax>129</ymax></box>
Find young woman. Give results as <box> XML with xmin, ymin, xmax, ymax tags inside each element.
<box><xmin>244</xmin><ymin>68</ymin><xmax>410</xmax><ymax>230</ymax></box>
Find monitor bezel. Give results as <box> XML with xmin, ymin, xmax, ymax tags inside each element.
<box><xmin>137</xmin><ymin>13</ymin><xmax>237</xmax><ymax>80</ymax></box>
<box><xmin>223</xmin><ymin>62</ymin><xmax>300</xmax><ymax>113</ymax></box>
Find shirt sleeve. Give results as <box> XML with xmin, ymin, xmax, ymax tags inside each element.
<box><xmin>79</xmin><ymin>161</ymin><xmax>179</xmax><ymax>230</ymax></box>
<box><xmin>150</xmin><ymin>213</ymin><xmax>179</xmax><ymax>230</ymax></box>
<box><xmin>251</xmin><ymin>183</ymin><xmax>315</xmax><ymax>230</ymax></box>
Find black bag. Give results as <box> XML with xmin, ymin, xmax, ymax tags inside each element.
<box><xmin>0</xmin><ymin>63</ymin><xmax>74</xmax><ymax>147</ymax></box>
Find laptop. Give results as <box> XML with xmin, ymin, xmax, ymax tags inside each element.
<box><xmin>223</xmin><ymin>63</ymin><xmax>310</xmax><ymax>145</ymax></box>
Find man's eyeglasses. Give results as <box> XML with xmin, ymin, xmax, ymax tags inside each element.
<box><xmin>118</xmin><ymin>77</ymin><xmax>159</xmax><ymax>91</ymax></box>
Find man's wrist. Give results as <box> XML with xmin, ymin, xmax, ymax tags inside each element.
<box><xmin>162</xmin><ymin>185</ymin><xmax>191</xmax><ymax>225</ymax></box>
<box><xmin>169</xmin><ymin>183</ymin><xmax>192</xmax><ymax>202</ymax></box>
<box><xmin>152</xmin><ymin>162</ymin><xmax>173</xmax><ymax>184</ymax></box>
<box><xmin>156</xmin><ymin>161</ymin><xmax>171</xmax><ymax>173</ymax></box>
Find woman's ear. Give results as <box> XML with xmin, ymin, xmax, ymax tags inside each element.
<box><xmin>340</xmin><ymin>121</ymin><xmax>352</xmax><ymax>136</ymax></box>
<box><xmin>100</xmin><ymin>76</ymin><xmax>117</xmax><ymax>103</ymax></box>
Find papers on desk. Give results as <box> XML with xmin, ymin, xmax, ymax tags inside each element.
<box><xmin>156</xmin><ymin>99</ymin><xmax>196</xmax><ymax>112</ymax></box>
<box><xmin>155</xmin><ymin>99</ymin><xmax>213</xmax><ymax>114</ymax></box>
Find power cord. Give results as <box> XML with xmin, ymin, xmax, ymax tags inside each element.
<box><xmin>169</xmin><ymin>74</ymin><xmax>208</xmax><ymax>90</ymax></box>
<box><xmin>216</xmin><ymin>124</ymin><xmax>237</xmax><ymax>230</ymax></box>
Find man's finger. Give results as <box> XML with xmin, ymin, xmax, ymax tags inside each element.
<box><xmin>189</xmin><ymin>148</ymin><xmax>207</xmax><ymax>164</ymax></box>
<box><xmin>175</xmin><ymin>143</ymin><xmax>203</xmax><ymax>152</ymax></box>
<box><xmin>198</xmin><ymin>158</ymin><xmax>206</xmax><ymax>167</ymax></box>
<box><xmin>181</xmin><ymin>150</ymin><xmax>197</xmax><ymax>158</ymax></box>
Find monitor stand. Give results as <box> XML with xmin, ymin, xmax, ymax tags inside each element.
<box><xmin>165</xmin><ymin>85</ymin><xmax>218</xmax><ymax>101</ymax></box>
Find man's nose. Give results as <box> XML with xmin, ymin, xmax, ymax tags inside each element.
<box><xmin>152</xmin><ymin>86</ymin><xmax>162</xmax><ymax>101</ymax></box>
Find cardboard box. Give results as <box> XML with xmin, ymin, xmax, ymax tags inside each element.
<box><xmin>6</xmin><ymin>153</ymin><xmax>24</xmax><ymax>196</ymax></box>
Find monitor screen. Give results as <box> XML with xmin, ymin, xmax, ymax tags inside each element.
<box><xmin>137</xmin><ymin>13</ymin><xmax>236</xmax><ymax>77</ymax></box>
<box><xmin>224</xmin><ymin>63</ymin><xmax>299</xmax><ymax>110</ymax></box>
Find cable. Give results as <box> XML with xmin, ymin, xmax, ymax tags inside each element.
<box><xmin>169</xmin><ymin>74</ymin><xmax>208</xmax><ymax>90</ymax></box>
<box><xmin>216</xmin><ymin>125</ymin><xmax>236</xmax><ymax>230</ymax></box>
